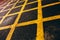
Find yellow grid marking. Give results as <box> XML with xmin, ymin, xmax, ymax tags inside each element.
<box><xmin>0</xmin><ymin>0</ymin><xmax>20</xmax><ymax>24</ymax></box>
<box><xmin>0</xmin><ymin>14</ymin><xmax>60</xmax><ymax>30</ymax></box>
<box><xmin>0</xmin><ymin>20</ymin><xmax>37</xmax><ymax>30</ymax></box>
<box><xmin>0</xmin><ymin>2</ymin><xmax>60</xmax><ymax>19</ymax></box>
<box><xmin>6</xmin><ymin>0</ymin><xmax>28</xmax><ymax>40</ymax></box>
<box><xmin>0</xmin><ymin>0</ymin><xmax>13</xmax><ymax>12</ymax></box>
<box><xmin>42</xmin><ymin>2</ymin><xmax>60</xmax><ymax>8</ymax></box>
<box><xmin>0</xmin><ymin>1</ymin><xmax>24</xmax><ymax>13</ymax></box>
<box><xmin>36</xmin><ymin>0</ymin><xmax>44</xmax><ymax>40</ymax></box>
<box><xmin>0</xmin><ymin>1</ymin><xmax>59</xmax><ymax>14</ymax></box>
<box><xmin>43</xmin><ymin>15</ymin><xmax>60</xmax><ymax>22</ymax></box>
<box><xmin>0</xmin><ymin>1</ymin><xmax>37</xmax><ymax>13</ymax></box>
<box><xmin>0</xmin><ymin>0</ymin><xmax>60</xmax><ymax>40</ymax></box>
<box><xmin>0</xmin><ymin>7</ymin><xmax>38</xmax><ymax>18</ymax></box>
<box><xmin>0</xmin><ymin>1</ymin><xmax>24</xmax><ymax>9</ymax></box>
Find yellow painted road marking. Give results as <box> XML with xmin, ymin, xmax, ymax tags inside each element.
<box><xmin>36</xmin><ymin>0</ymin><xmax>44</xmax><ymax>40</ymax></box>
<box><xmin>6</xmin><ymin>0</ymin><xmax>28</xmax><ymax>40</ymax></box>
<box><xmin>0</xmin><ymin>0</ymin><xmax>59</xmax><ymax>40</ymax></box>
<box><xmin>0</xmin><ymin>0</ymin><xmax>20</xmax><ymax>24</ymax></box>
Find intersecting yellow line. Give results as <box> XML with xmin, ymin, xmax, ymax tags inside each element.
<box><xmin>0</xmin><ymin>7</ymin><xmax>37</xmax><ymax>18</ymax></box>
<box><xmin>13</xmin><ymin>1</ymin><xmax>60</xmax><ymax>9</ymax></box>
<box><xmin>0</xmin><ymin>14</ymin><xmax>60</xmax><ymax>31</ymax></box>
<box><xmin>0</xmin><ymin>1</ymin><xmax>59</xmax><ymax>18</ymax></box>
<box><xmin>0</xmin><ymin>1</ymin><xmax>59</xmax><ymax>14</ymax></box>
<box><xmin>0</xmin><ymin>1</ymin><xmax>37</xmax><ymax>13</ymax></box>
<box><xmin>15</xmin><ymin>1</ymin><xmax>60</xmax><ymax>9</ymax></box>
<box><xmin>0</xmin><ymin>0</ymin><xmax>20</xmax><ymax>24</ymax></box>
<box><xmin>6</xmin><ymin>0</ymin><xmax>28</xmax><ymax>40</ymax></box>
<box><xmin>14</xmin><ymin>1</ymin><xmax>37</xmax><ymax>9</ymax></box>
<box><xmin>0</xmin><ymin>0</ymin><xmax>24</xmax><ymax>9</ymax></box>
<box><xmin>9</xmin><ymin>7</ymin><xmax>37</xmax><ymax>16</ymax></box>
<box><xmin>36</xmin><ymin>0</ymin><xmax>44</xmax><ymax>40</ymax></box>
<box><xmin>0</xmin><ymin>0</ymin><xmax>60</xmax><ymax>40</ymax></box>
<box><xmin>0</xmin><ymin>20</ymin><xmax>37</xmax><ymax>30</ymax></box>
<box><xmin>0</xmin><ymin>1</ymin><xmax>24</xmax><ymax>13</ymax></box>
<box><xmin>0</xmin><ymin>0</ymin><xmax>13</xmax><ymax>13</ymax></box>
<box><xmin>0</xmin><ymin>15</ymin><xmax>60</xmax><ymax>30</ymax></box>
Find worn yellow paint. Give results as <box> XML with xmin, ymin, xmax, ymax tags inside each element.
<box><xmin>6</xmin><ymin>0</ymin><xmax>28</xmax><ymax>40</ymax></box>
<box><xmin>0</xmin><ymin>1</ymin><xmax>60</xmax><ymax>18</ymax></box>
<box><xmin>0</xmin><ymin>0</ymin><xmax>60</xmax><ymax>40</ymax></box>
<box><xmin>0</xmin><ymin>0</ymin><xmax>20</xmax><ymax>24</ymax></box>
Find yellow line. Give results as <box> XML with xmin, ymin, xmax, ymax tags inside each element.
<box><xmin>6</xmin><ymin>0</ymin><xmax>28</xmax><ymax>40</ymax></box>
<box><xmin>0</xmin><ymin>14</ymin><xmax>60</xmax><ymax>30</ymax></box>
<box><xmin>0</xmin><ymin>1</ymin><xmax>37</xmax><ymax>13</ymax></box>
<box><xmin>13</xmin><ymin>1</ymin><xmax>60</xmax><ymax>9</ymax></box>
<box><xmin>0</xmin><ymin>15</ymin><xmax>60</xmax><ymax>30</ymax></box>
<box><xmin>43</xmin><ymin>15</ymin><xmax>60</xmax><ymax>22</ymax></box>
<box><xmin>10</xmin><ymin>7</ymin><xmax>37</xmax><ymax>16</ymax></box>
<box><xmin>0</xmin><ymin>0</ymin><xmax>19</xmax><ymax>24</ymax></box>
<box><xmin>0</xmin><ymin>20</ymin><xmax>37</xmax><ymax>30</ymax></box>
<box><xmin>0</xmin><ymin>1</ymin><xmax>24</xmax><ymax>13</ymax></box>
<box><xmin>23</xmin><ymin>7</ymin><xmax>37</xmax><ymax>12</ymax></box>
<box><xmin>0</xmin><ymin>1</ymin><xmax>24</xmax><ymax>9</ymax></box>
<box><xmin>26</xmin><ymin>1</ymin><xmax>37</xmax><ymax>5</ymax></box>
<box><xmin>0</xmin><ymin>1</ymin><xmax>59</xmax><ymax>14</ymax></box>
<box><xmin>0</xmin><ymin>25</ymin><xmax>10</xmax><ymax>30</ymax></box>
<box><xmin>0</xmin><ymin>1</ymin><xmax>59</xmax><ymax>18</ymax></box>
<box><xmin>0</xmin><ymin>14</ymin><xmax>60</xmax><ymax>31</ymax></box>
<box><xmin>0</xmin><ymin>0</ymin><xmax>13</xmax><ymax>13</ymax></box>
<box><xmin>36</xmin><ymin>0</ymin><xmax>44</xmax><ymax>40</ymax></box>
<box><xmin>0</xmin><ymin>7</ymin><xmax>37</xmax><ymax>18</ymax></box>
<box><xmin>0</xmin><ymin>1</ymin><xmax>59</xmax><ymax>40</ymax></box>
<box><xmin>0</xmin><ymin>15</ymin><xmax>60</xmax><ymax>31</ymax></box>
<box><xmin>17</xmin><ymin>20</ymin><xmax>37</xmax><ymax>27</ymax></box>
<box><xmin>10</xmin><ymin>1</ymin><xmax>37</xmax><ymax>9</ymax></box>
<box><xmin>42</xmin><ymin>2</ymin><xmax>60</xmax><ymax>8</ymax></box>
